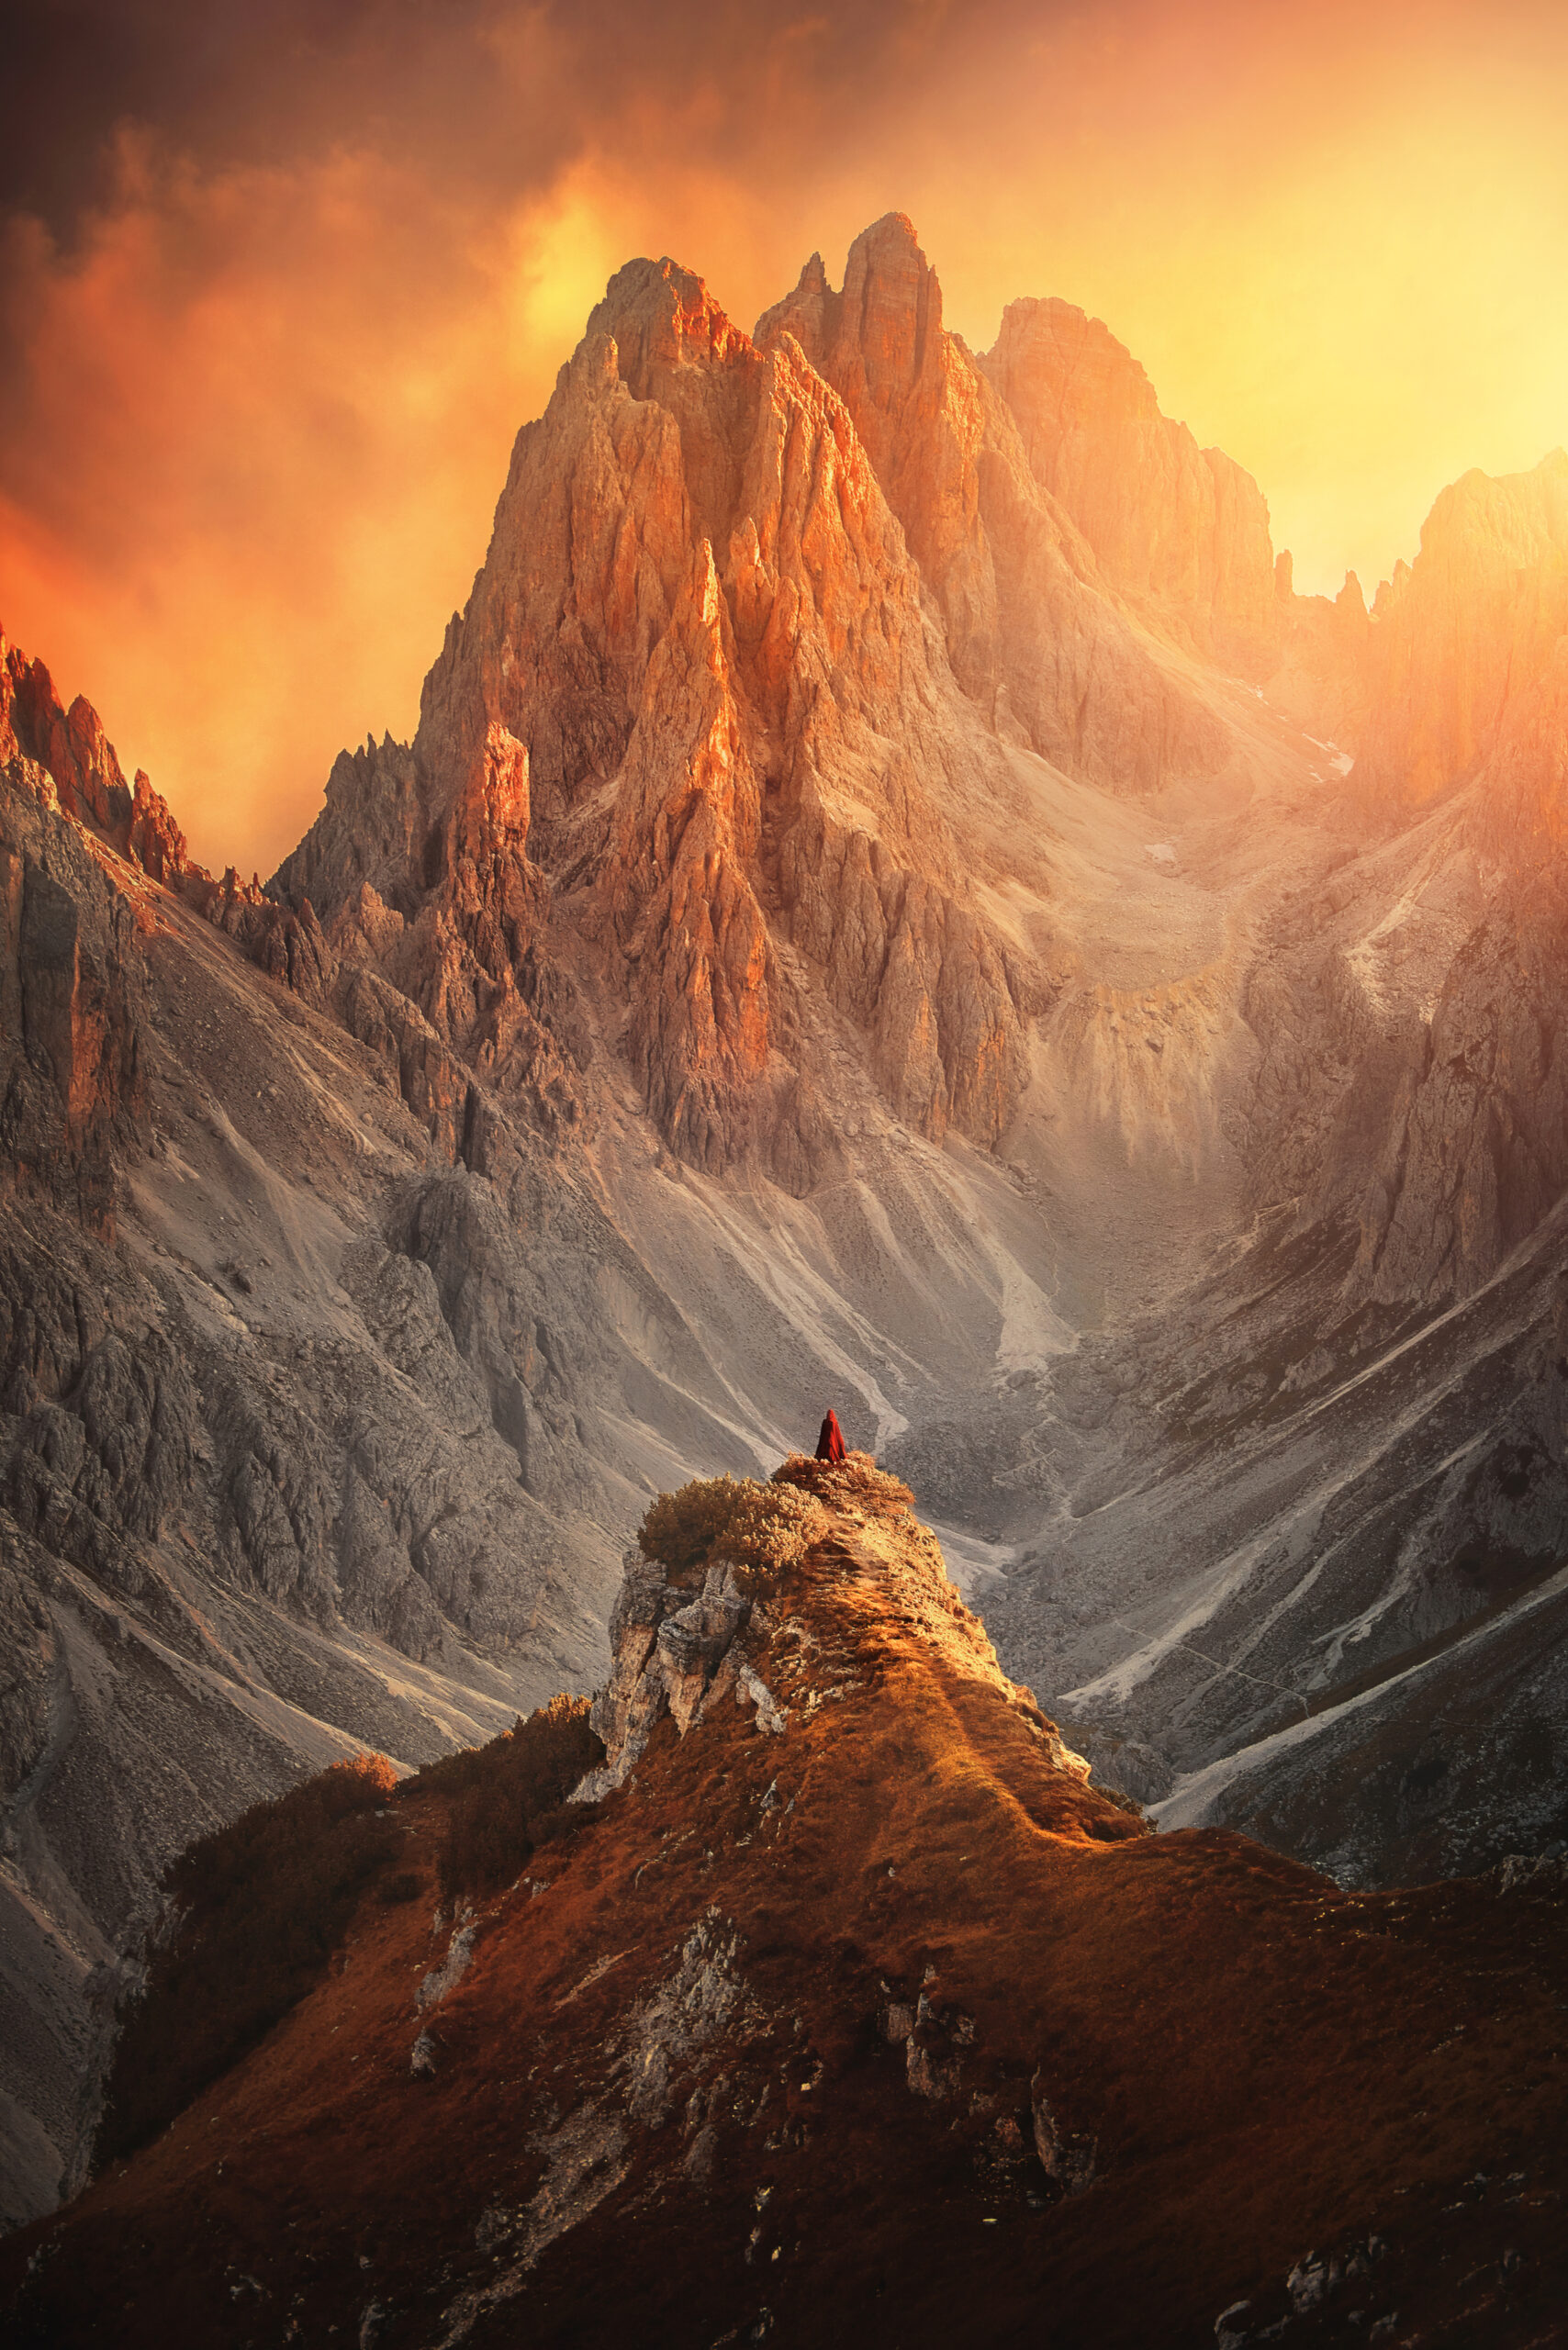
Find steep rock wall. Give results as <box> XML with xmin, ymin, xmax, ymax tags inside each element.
<box><xmin>980</xmin><ymin>291</ymin><xmax>1282</xmax><ymax>677</ymax></box>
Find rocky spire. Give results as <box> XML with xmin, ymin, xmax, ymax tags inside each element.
<box><xmin>757</xmin><ymin>215</ymin><xmax>1227</xmax><ymax>785</ymax></box>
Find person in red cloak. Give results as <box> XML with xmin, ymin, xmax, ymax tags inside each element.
<box><xmin>815</xmin><ymin>1409</ymin><xmax>846</xmax><ymax>1463</ymax></box>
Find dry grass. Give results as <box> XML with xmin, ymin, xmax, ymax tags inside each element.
<box><xmin>96</xmin><ymin>1754</ymin><xmax>402</xmax><ymax>2165</ymax></box>
<box><xmin>771</xmin><ymin>1449</ymin><xmax>915</xmax><ymax>1512</ymax></box>
<box><xmin>405</xmin><ymin>1695</ymin><xmax>602</xmax><ymax>1899</ymax></box>
<box><xmin>638</xmin><ymin>1472</ymin><xmax>828</xmax><ymax>1589</ymax></box>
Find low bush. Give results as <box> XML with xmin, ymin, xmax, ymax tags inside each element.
<box><xmin>405</xmin><ymin>1694</ymin><xmax>603</xmax><ymax>1901</ymax></box>
<box><xmin>638</xmin><ymin>1473</ymin><xmax>827</xmax><ymax>1587</ymax></box>
<box><xmin>96</xmin><ymin>1752</ymin><xmax>403</xmax><ymax>2166</ymax></box>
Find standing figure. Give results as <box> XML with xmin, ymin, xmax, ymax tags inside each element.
<box><xmin>815</xmin><ymin>1409</ymin><xmax>846</xmax><ymax>1464</ymax></box>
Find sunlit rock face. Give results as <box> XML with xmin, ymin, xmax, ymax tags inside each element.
<box><xmin>980</xmin><ymin>290</ymin><xmax>1283</xmax><ymax>678</ymax></box>
<box><xmin>286</xmin><ymin>247</ymin><xmax>1044</xmax><ymax>1175</ymax></box>
<box><xmin>756</xmin><ymin>212</ymin><xmax>1227</xmax><ymax>786</ymax></box>
<box><xmin>1355</xmin><ymin>449</ymin><xmax>1568</xmax><ymax>811</ymax></box>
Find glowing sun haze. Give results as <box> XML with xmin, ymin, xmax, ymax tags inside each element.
<box><xmin>2</xmin><ymin>0</ymin><xmax>1565</xmax><ymax>878</ymax></box>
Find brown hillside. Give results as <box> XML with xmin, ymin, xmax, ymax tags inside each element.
<box><xmin>3</xmin><ymin>1460</ymin><xmax>1565</xmax><ymax>2348</ymax></box>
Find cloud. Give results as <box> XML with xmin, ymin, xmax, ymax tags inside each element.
<box><xmin>1</xmin><ymin>131</ymin><xmax>541</xmax><ymax>873</ymax></box>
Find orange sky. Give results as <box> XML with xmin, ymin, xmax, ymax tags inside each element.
<box><xmin>3</xmin><ymin>0</ymin><xmax>1566</xmax><ymax>878</ymax></box>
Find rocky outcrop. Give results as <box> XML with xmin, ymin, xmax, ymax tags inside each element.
<box><xmin>271</xmin><ymin>733</ymin><xmax>429</xmax><ymax>919</ymax></box>
<box><xmin>1</xmin><ymin>643</ymin><xmax>144</xmax><ymax>846</ymax></box>
<box><xmin>0</xmin><ymin>763</ymin><xmax>151</xmax><ymax>1237</ymax></box>
<box><xmin>1</xmin><ymin>630</ymin><xmax>332</xmax><ymax>1012</ymax></box>
<box><xmin>575</xmin><ymin>1549</ymin><xmax>764</xmax><ymax>1796</ymax></box>
<box><xmin>979</xmin><ymin>293</ymin><xmax>1282</xmax><ymax>677</ymax></box>
<box><xmin>1262</xmin><ymin>553</ymin><xmax>1371</xmax><ymax>745</ymax></box>
<box><xmin>757</xmin><ymin>216</ymin><xmax>1226</xmax><ymax>785</ymax></box>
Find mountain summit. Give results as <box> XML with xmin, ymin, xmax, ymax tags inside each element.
<box><xmin>271</xmin><ymin>218</ymin><xmax>1241</xmax><ymax>1185</ymax></box>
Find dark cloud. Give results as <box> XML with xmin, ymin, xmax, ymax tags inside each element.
<box><xmin>2</xmin><ymin>2</ymin><xmax>1062</xmax><ymax>238</ymax></box>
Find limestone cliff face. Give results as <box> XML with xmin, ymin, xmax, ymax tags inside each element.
<box><xmin>980</xmin><ymin>293</ymin><xmax>1282</xmax><ymax>677</ymax></box>
<box><xmin>286</xmin><ymin>252</ymin><xmax>1042</xmax><ymax>1176</ymax></box>
<box><xmin>0</xmin><ymin>719</ymin><xmax>151</xmax><ymax>1237</ymax></box>
<box><xmin>1355</xmin><ymin>450</ymin><xmax>1568</xmax><ymax>811</ymax></box>
<box><xmin>756</xmin><ymin>215</ymin><xmax>1225</xmax><ymax>786</ymax></box>
<box><xmin>1233</xmin><ymin>457</ymin><xmax>1568</xmax><ymax>1307</ymax></box>
<box><xmin>1</xmin><ymin>638</ymin><xmax>194</xmax><ymax>891</ymax></box>
<box><xmin>1233</xmin><ymin>815</ymin><xmax>1568</xmax><ymax>1310</ymax></box>
<box><xmin>1488</xmin><ymin>632</ymin><xmax>1568</xmax><ymax>855</ymax></box>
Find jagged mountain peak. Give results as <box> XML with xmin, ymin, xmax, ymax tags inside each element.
<box><xmin>584</xmin><ymin>251</ymin><xmax>759</xmax><ymax>400</ymax></box>
<box><xmin>986</xmin><ymin>292</ymin><xmax>1163</xmax><ymax>426</ymax></box>
<box><xmin>286</xmin><ymin>215</ymin><xmax>1078</xmax><ymax>1177</ymax></box>
<box><xmin>840</xmin><ymin>207</ymin><xmax>944</xmax><ymax>348</ymax></box>
<box><xmin>754</xmin><ymin>210</ymin><xmax>948</xmax><ymax>417</ymax></box>
<box><xmin>980</xmin><ymin>289</ymin><xmax>1282</xmax><ymax>672</ymax></box>
<box><xmin>1353</xmin><ymin>443</ymin><xmax>1568</xmax><ymax>811</ymax></box>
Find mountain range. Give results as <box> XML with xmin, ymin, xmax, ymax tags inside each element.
<box><xmin>2</xmin><ymin>212</ymin><xmax>1566</xmax><ymax>2255</ymax></box>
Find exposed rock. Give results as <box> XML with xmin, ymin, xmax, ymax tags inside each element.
<box><xmin>577</xmin><ymin>1555</ymin><xmax>754</xmax><ymax>1792</ymax></box>
<box><xmin>1264</xmin><ymin>554</ymin><xmax>1371</xmax><ymax>744</ymax></box>
<box><xmin>1495</xmin><ymin>1852</ymin><xmax>1568</xmax><ymax>1895</ymax></box>
<box><xmin>1030</xmin><ymin>2071</ymin><xmax>1097</xmax><ymax>2195</ymax></box>
<box><xmin>759</xmin><ymin>216</ymin><xmax>1227</xmax><ymax>786</ymax></box>
<box><xmin>734</xmin><ymin>1663</ymin><xmax>788</xmax><ymax>1737</ymax></box>
<box><xmin>1214</xmin><ymin>2300</ymin><xmax>1253</xmax><ymax>2348</ymax></box>
<box><xmin>416</xmin><ymin>1920</ymin><xmax>476</xmax><ymax>2012</ymax></box>
<box><xmin>1352</xmin><ymin>451</ymin><xmax>1568</xmax><ymax>812</ymax></box>
<box><xmin>371</xmin><ymin>244</ymin><xmax>1052</xmax><ymax>1169</ymax></box>
<box><xmin>657</xmin><ymin>1565</ymin><xmax>750</xmax><ymax>1732</ymax></box>
<box><xmin>980</xmin><ymin>292</ymin><xmax>1282</xmax><ymax>677</ymax></box>
<box><xmin>438</xmin><ymin>2102</ymin><xmax>632</xmax><ymax>2344</ymax></box>
<box><xmin>2</xmin><ymin>628</ymin><xmax>333</xmax><ymax>1013</ymax></box>
<box><xmin>617</xmin><ymin>1915</ymin><xmax>746</xmax><ymax>2130</ymax></box>
<box><xmin>0</xmin><ymin>767</ymin><xmax>151</xmax><ymax>1237</ymax></box>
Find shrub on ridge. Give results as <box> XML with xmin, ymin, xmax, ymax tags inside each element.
<box><xmin>638</xmin><ymin>1473</ymin><xmax>827</xmax><ymax>1587</ymax></box>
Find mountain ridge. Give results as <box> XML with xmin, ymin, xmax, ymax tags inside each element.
<box><xmin>5</xmin><ymin>1460</ymin><xmax>1563</xmax><ymax>2347</ymax></box>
